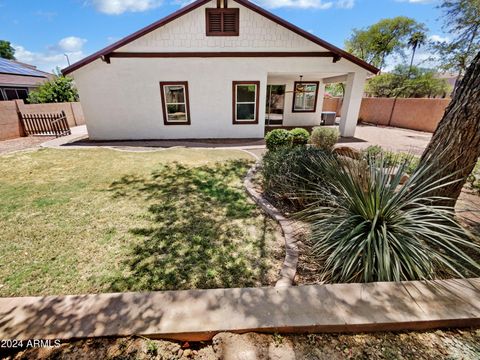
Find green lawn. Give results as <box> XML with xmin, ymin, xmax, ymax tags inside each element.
<box><xmin>0</xmin><ymin>148</ymin><xmax>282</xmax><ymax>297</ymax></box>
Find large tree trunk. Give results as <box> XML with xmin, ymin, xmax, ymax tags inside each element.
<box><xmin>416</xmin><ymin>51</ymin><xmax>480</xmax><ymax>206</ymax></box>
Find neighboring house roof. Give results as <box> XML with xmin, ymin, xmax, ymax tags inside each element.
<box><xmin>0</xmin><ymin>58</ymin><xmax>52</xmax><ymax>88</ymax></box>
<box><xmin>0</xmin><ymin>58</ymin><xmax>49</xmax><ymax>78</ymax></box>
<box><xmin>62</xmin><ymin>0</ymin><xmax>379</xmax><ymax>75</ymax></box>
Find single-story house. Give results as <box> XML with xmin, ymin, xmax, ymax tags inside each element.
<box><xmin>0</xmin><ymin>59</ymin><xmax>53</xmax><ymax>101</ymax></box>
<box><xmin>63</xmin><ymin>0</ymin><xmax>379</xmax><ymax>140</ymax></box>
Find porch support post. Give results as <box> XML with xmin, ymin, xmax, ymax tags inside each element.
<box><xmin>339</xmin><ymin>71</ymin><xmax>367</xmax><ymax>137</ymax></box>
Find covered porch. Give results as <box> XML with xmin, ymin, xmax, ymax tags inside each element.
<box><xmin>265</xmin><ymin>71</ymin><xmax>366</xmax><ymax>137</ymax></box>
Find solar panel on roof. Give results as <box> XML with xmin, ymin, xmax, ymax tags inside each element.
<box><xmin>0</xmin><ymin>58</ymin><xmax>47</xmax><ymax>77</ymax></box>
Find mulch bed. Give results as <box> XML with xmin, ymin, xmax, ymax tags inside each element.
<box><xmin>6</xmin><ymin>329</ymin><xmax>480</xmax><ymax>359</ymax></box>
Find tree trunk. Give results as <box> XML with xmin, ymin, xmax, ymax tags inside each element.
<box><xmin>416</xmin><ymin>51</ymin><xmax>480</xmax><ymax>206</ymax></box>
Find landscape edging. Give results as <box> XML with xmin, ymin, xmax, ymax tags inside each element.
<box><xmin>243</xmin><ymin>162</ymin><xmax>299</xmax><ymax>287</ymax></box>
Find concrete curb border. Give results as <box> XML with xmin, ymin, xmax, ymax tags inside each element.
<box><xmin>243</xmin><ymin>162</ymin><xmax>299</xmax><ymax>287</ymax></box>
<box><xmin>1</xmin><ymin>279</ymin><xmax>479</xmax><ymax>342</ymax></box>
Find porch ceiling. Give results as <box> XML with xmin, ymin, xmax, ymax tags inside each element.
<box><xmin>267</xmin><ymin>72</ymin><xmax>348</xmax><ymax>82</ymax></box>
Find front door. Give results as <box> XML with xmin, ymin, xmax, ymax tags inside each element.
<box><xmin>266</xmin><ymin>85</ymin><xmax>285</xmax><ymax>126</ymax></box>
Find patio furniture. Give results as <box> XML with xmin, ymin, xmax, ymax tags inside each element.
<box><xmin>321</xmin><ymin>111</ymin><xmax>337</xmax><ymax>125</ymax></box>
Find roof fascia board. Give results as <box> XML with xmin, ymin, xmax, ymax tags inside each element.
<box><xmin>62</xmin><ymin>0</ymin><xmax>379</xmax><ymax>75</ymax></box>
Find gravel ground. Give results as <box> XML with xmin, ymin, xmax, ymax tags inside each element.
<box><xmin>0</xmin><ymin>136</ymin><xmax>54</xmax><ymax>155</ymax></box>
<box><xmin>5</xmin><ymin>329</ymin><xmax>480</xmax><ymax>360</ymax></box>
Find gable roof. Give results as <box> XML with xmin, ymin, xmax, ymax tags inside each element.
<box><xmin>62</xmin><ymin>0</ymin><xmax>379</xmax><ymax>75</ymax></box>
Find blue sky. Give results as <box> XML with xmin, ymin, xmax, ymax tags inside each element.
<box><xmin>0</xmin><ymin>0</ymin><xmax>449</xmax><ymax>72</ymax></box>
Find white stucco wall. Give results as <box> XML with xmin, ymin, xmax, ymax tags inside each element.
<box><xmin>119</xmin><ymin>1</ymin><xmax>325</xmax><ymax>52</ymax></box>
<box><xmin>71</xmin><ymin>0</ymin><xmax>368</xmax><ymax>140</ymax></box>
<box><xmin>74</xmin><ymin>56</ymin><xmax>365</xmax><ymax>139</ymax></box>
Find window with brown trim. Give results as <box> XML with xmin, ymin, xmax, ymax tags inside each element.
<box><xmin>232</xmin><ymin>81</ymin><xmax>260</xmax><ymax>124</ymax></box>
<box><xmin>160</xmin><ymin>82</ymin><xmax>191</xmax><ymax>125</ymax></box>
<box><xmin>206</xmin><ymin>8</ymin><xmax>239</xmax><ymax>36</ymax></box>
<box><xmin>292</xmin><ymin>81</ymin><xmax>319</xmax><ymax>113</ymax></box>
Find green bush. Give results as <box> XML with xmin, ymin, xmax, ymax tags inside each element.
<box><xmin>27</xmin><ymin>76</ymin><xmax>79</xmax><ymax>104</ymax></box>
<box><xmin>265</xmin><ymin>129</ymin><xmax>293</xmax><ymax>151</ymax></box>
<box><xmin>261</xmin><ymin>146</ymin><xmax>335</xmax><ymax>211</ymax></box>
<box><xmin>290</xmin><ymin>128</ymin><xmax>310</xmax><ymax>147</ymax></box>
<box><xmin>363</xmin><ymin>145</ymin><xmax>383</xmax><ymax>158</ymax></box>
<box><xmin>310</xmin><ymin>127</ymin><xmax>340</xmax><ymax>151</ymax></box>
<box><xmin>362</xmin><ymin>145</ymin><xmax>419</xmax><ymax>175</ymax></box>
<box><xmin>297</xmin><ymin>155</ymin><xmax>480</xmax><ymax>283</ymax></box>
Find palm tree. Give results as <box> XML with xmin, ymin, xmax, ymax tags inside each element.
<box><xmin>407</xmin><ymin>31</ymin><xmax>427</xmax><ymax>77</ymax></box>
<box><xmin>387</xmin><ymin>30</ymin><xmax>428</xmax><ymax>125</ymax></box>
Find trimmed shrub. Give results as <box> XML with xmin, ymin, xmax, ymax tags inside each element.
<box><xmin>261</xmin><ymin>146</ymin><xmax>335</xmax><ymax>211</ymax></box>
<box><xmin>290</xmin><ymin>128</ymin><xmax>310</xmax><ymax>147</ymax></box>
<box><xmin>265</xmin><ymin>129</ymin><xmax>293</xmax><ymax>151</ymax></box>
<box><xmin>310</xmin><ymin>127</ymin><xmax>340</xmax><ymax>151</ymax></box>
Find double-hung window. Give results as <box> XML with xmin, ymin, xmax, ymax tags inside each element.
<box><xmin>292</xmin><ymin>81</ymin><xmax>319</xmax><ymax>113</ymax></box>
<box><xmin>232</xmin><ymin>81</ymin><xmax>259</xmax><ymax>124</ymax></box>
<box><xmin>160</xmin><ymin>82</ymin><xmax>191</xmax><ymax>125</ymax></box>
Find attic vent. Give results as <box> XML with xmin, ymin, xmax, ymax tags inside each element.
<box><xmin>206</xmin><ymin>8</ymin><xmax>239</xmax><ymax>36</ymax></box>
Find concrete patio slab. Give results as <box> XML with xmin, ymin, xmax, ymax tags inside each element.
<box><xmin>340</xmin><ymin>124</ymin><xmax>432</xmax><ymax>155</ymax></box>
<box><xmin>40</xmin><ymin>125</ymin><xmax>88</xmax><ymax>148</ymax></box>
<box><xmin>0</xmin><ymin>278</ymin><xmax>479</xmax><ymax>342</ymax></box>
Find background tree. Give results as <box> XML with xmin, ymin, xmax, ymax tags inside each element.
<box><xmin>27</xmin><ymin>76</ymin><xmax>79</xmax><ymax>104</ymax></box>
<box><xmin>325</xmin><ymin>83</ymin><xmax>345</xmax><ymax>97</ymax></box>
<box><xmin>434</xmin><ymin>0</ymin><xmax>480</xmax><ymax>84</ymax></box>
<box><xmin>365</xmin><ymin>65</ymin><xmax>450</xmax><ymax>98</ymax></box>
<box><xmin>0</xmin><ymin>40</ymin><xmax>15</xmax><ymax>60</ymax></box>
<box><xmin>345</xmin><ymin>17</ymin><xmax>427</xmax><ymax>71</ymax></box>
<box><xmin>415</xmin><ymin>51</ymin><xmax>480</xmax><ymax>205</ymax></box>
<box><xmin>407</xmin><ymin>31</ymin><xmax>427</xmax><ymax>76</ymax></box>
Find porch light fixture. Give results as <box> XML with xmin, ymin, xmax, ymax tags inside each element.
<box><xmin>285</xmin><ymin>75</ymin><xmax>316</xmax><ymax>94</ymax></box>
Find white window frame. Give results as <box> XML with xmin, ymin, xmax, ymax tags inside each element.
<box><xmin>233</xmin><ymin>81</ymin><xmax>259</xmax><ymax>124</ymax></box>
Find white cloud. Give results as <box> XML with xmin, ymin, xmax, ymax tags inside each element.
<box><xmin>336</xmin><ymin>0</ymin><xmax>354</xmax><ymax>8</ymax></box>
<box><xmin>255</xmin><ymin>0</ymin><xmax>354</xmax><ymax>9</ymax></box>
<box><xmin>430</xmin><ymin>34</ymin><xmax>450</xmax><ymax>43</ymax></box>
<box><xmin>256</xmin><ymin>0</ymin><xmax>332</xmax><ymax>9</ymax></box>
<box><xmin>58</xmin><ymin>36</ymin><xmax>87</xmax><ymax>52</ymax></box>
<box><xmin>14</xmin><ymin>37</ymin><xmax>88</xmax><ymax>73</ymax></box>
<box><xmin>91</xmin><ymin>0</ymin><xmax>163</xmax><ymax>15</ymax></box>
<box><xmin>35</xmin><ymin>10</ymin><xmax>57</xmax><ymax>21</ymax></box>
<box><xmin>91</xmin><ymin>0</ymin><xmax>352</xmax><ymax>13</ymax></box>
<box><xmin>106</xmin><ymin>36</ymin><xmax>120</xmax><ymax>44</ymax></box>
<box><xmin>395</xmin><ymin>0</ymin><xmax>435</xmax><ymax>3</ymax></box>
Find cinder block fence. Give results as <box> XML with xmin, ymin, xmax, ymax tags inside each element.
<box><xmin>322</xmin><ymin>97</ymin><xmax>450</xmax><ymax>133</ymax></box>
<box><xmin>0</xmin><ymin>100</ymin><xmax>85</xmax><ymax>141</ymax></box>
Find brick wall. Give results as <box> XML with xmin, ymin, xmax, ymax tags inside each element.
<box><xmin>16</xmin><ymin>101</ymin><xmax>85</xmax><ymax>127</ymax></box>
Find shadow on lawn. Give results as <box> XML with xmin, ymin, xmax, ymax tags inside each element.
<box><xmin>105</xmin><ymin>160</ymin><xmax>274</xmax><ymax>291</ymax></box>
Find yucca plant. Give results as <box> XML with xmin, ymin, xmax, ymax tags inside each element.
<box><xmin>297</xmin><ymin>152</ymin><xmax>480</xmax><ymax>283</ymax></box>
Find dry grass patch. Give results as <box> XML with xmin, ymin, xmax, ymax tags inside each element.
<box><xmin>0</xmin><ymin>148</ymin><xmax>282</xmax><ymax>296</ymax></box>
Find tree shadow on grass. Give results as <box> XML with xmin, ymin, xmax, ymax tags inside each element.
<box><xmin>104</xmin><ymin>160</ymin><xmax>276</xmax><ymax>292</ymax></box>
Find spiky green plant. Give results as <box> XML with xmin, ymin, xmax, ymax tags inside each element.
<box><xmin>297</xmin><ymin>153</ymin><xmax>480</xmax><ymax>283</ymax></box>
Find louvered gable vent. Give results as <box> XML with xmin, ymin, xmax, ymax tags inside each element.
<box><xmin>206</xmin><ymin>8</ymin><xmax>239</xmax><ymax>36</ymax></box>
